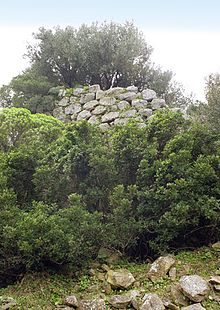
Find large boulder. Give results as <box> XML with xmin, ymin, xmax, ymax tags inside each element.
<box><xmin>140</xmin><ymin>294</ymin><xmax>165</xmax><ymax>310</ymax></box>
<box><xmin>148</xmin><ymin>255</ymin><xmax>175</xmax><ymax>282</ymax></box>
<box><xmin>106</xmin><ymin>269</ymin><xmax>135</xmax><ymax>289</ymax></box>
<box><xmin>179</xmin><ymin>275</ymin><xmax>210</xmax><ymax>302</ymax></box>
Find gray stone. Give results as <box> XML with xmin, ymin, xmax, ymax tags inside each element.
<box><xmin>92</xmin><ymin>105</ymin><xmax>106</xmax><ymax>115</ymax></box>
<box><xmin>77</xmin><ymin>110</ymin><xmax>91</xmax><ymax>121</ymax></box>
<box><xmin>64</xmin><ymin>103</ymin><xmax>82</xmax><ymax>115</ymax></box>
<box><xmin>107</xmin><ymin>269</ymin><xmax>135</xmax><ymax>289</ymax></box>
<box><xmin>65</xmin><ymin>295</ymin><xmax>79</xmax><ymax>307</ymax></box>
<box><xmin>179</xmin><ymin>275</ymin><xmax>210</xmax><ymax>302</ymax></box>
<box><xmin>79</xmin><ymin>299</ymin><xmax>106</xmax><ymax>310</ymax></box>
<box><xmin>142</xmin><ymin>89</ymin><xmax>157</xmax><ymax>101</ymax></box>
<box><xmin>137</xmin><ymin>122</ymin><xmax>147</xmax><ymax>129</ymax></box>
<box><xmin>151</xmin><ymin>98</ymin><xmax>166</xmax><ymax>110</ymax></box>
<box><xmin>118</xmin><ymin>91</ymin><xmax>139</xmax><ymax>102</ymax></box>
<box><xmin>99</xmin><ymin>97</ymin><xmax>116</xmax><ymax>106</ymax></box>
<box><xmin>73</xmin><ymin>88</ymin><xmax>84</xmax><ymax>96</ymax></box>
<box><xmin>139</xmin><ymin>108</ymin><xmax>153</xmax><ymax>118</ymax></box>
<box><xmin>214</xmin><ymin>284</ymin><xmax>220</xmax><ymax>291</ymax></box>
<box><xmin>140</xmin><ymin>294</ymin><xmax>165</xmax><ymax>310</ymax></box>
<box><xmin>121</xmin><ymin>109</ymin><xmax>137</xmax><ymax>118</ymax></box>
<box><xmin>148</xmin><ymin>255</ymin><xmax>175</xmax><ymax>282</ymax></box>
<box><xmin>99</xmin><ymin>123</ymin><xmax>110</xmax><ymax>132</ymax></box>
<box><xmin>181</xmin><ymin>304</ymin><xmax>206</xmax><ymax>310</ymax></box>
<box><xmin>53</xmin><ymin>107</ymin><xmax>66</xmax><ymax>120</ymax></box>
<box><xmin>102</xmin><ymin>112</ymin><xmax>119</xmax><ymax>123</ymax></box>
<box><xmin>105</xmin><ymin>87</ymin><xmax>124</xmax><ymax>96</ymax></box>
<box><xmin>80</xmin><ymin>93</ymin><xmax>96</xmax><ymax>104</ymax></box>
<box><xmin>211</xmin><ymin>241</ymin><xmax>220</xmax><ymax>250</ymax></box>
<box><xmin>114</xmin><ymin>118</ymin><xmax>130</xmax><ymax>125</ymax></box>
<box><xmin>209</xmin><ymin>275</ymin><xmax>220</xmax><ymax>285</ymax></box>
<box><xmin>162</xmin><ymin>299</ymin><xmax>180</xmax><ymax>310</ymax></box>
<box><xmin>117</xmin><ymin>100</ymin><xmax>131</xmax><ymax>110</ymax></box>
<box><xmin>83</xmin><ymin>100</ymin><xmax>99</xmax><ymax>111</ymax></box>
<box><xmin>169</xmin><ymin>267</ymin><xmax>177</xmax><ymax>281</ymax></box>
<box><xmin>127</xmin><ymin>85</ymin><xmax>138</xmax><ymax>93</ymax></box>
<box><xmin>170</xmin><ymin>284</ymin><xmax>189</xmax><ymax>307</ymax></box>
<box><xmin>88</xmin><ymin>115</ymin><xmax>99</xmax><ymax>125</ymax></box>
<box><xmin>109</xmin><ymin>294</ymin><xmax>132</xmax><ymax>308</ymax></box>
<box><xmin>89</xmin><ymin>84</ymin><xmax>100</xmax><ymax>92</ymax></box>
<box><xmin>96</xmin><ymin>90</ymin><xmax>105</xmax><ymax>100</ymax></box>
<box><xmin>110</xmin><ymin>104</ymin><xmax>118</xmax><ymax>111</ymax></box>
<box><xmin>132</xmin><ymin>99</ymin><xmax>147</xmax><ymax>109</ymax></box>
<box><xmin>58</xmin><ymin>97</ymin><xmax>70</xmax><ymax>107</ymax></box>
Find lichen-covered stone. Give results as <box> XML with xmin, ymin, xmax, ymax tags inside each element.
<box><xmin>118</xmin><ymin>91</ymin><xmax>138</xmax><ymax>102</ymax></box>
<box><xmin>121</xmin><ymin>109</ymin><xmax>137</xmax><ymax>118</ymax></box>
<box><xmin>88</xmin><ymin>115</ymin><xmax>99</xmax><ymax>125</ymax></box>
<box><xmin>65</xmin><ymin>295</ymin><xmax>79</xmax><ymax>307</ymax></box>
<box><xmin>99</xmin><ymin>123</ymin><xmax>110</xmax><ymax>132</ymax></box>
<box><xmin>127</xmin><ymin>85</ymin><xmax>138</xmax><ymax>93</ymax></box>
<box><xmin>148</xmin><ymin>255</ymin><xmax>175</xmax><ymax>282</ymax></box>
<box><xmin>102</xmin><ymin>112</ymin><xmax>119</xmax><ymax>123</ymax></box>
<box><xmin>139</xmin><ymin>108</ymin><xmax>153</xmax><ymax>118</ymax></box>
<box><xmin>105</xmin><ymin>87</ymin><xmax>124</xmax><ymax>96</ymax></box>
<box><xmin>181</xmin><ymin>304</ymin><xmax>206</xmax><ymax>310</ymax></box>
<box><xmin>73</xmin><ymin>88</ymin><xmax>84</xmax><ymax>96</ymax></box>
<box><xmin>140</xmin><ymin>294</ymin><xmax>165</xmax><ymax>310</ymax></box>
<box><xmin>106</xmin><ymin>269</ymin><xmax>135</xmax><ymax>289</ymax></box>
<box><xmin>117</xmin><ymin>100</ymin><xmax>131</xmax><ymax>110</ymax></box>
<box><xmin>80</xmin><ymin>93</ymin><xmax>96</xmax><ymax>104</ymax></box>
<box><xmin>131</xmin><ymin>99</ymin><xmax>147</xmax><ymax>109</ymax></box>
<box><xmin>83</xmin><ymin>100</ymin><xmax>99</xmax><ymax>111</ymax></box>
<box><xmin>77</xmin><ymin>110</ymin><xmax>91</xmax><ymax>121</ymax></box>
<box><xmin>58</xmin><ymin>97</ymin><xmax>70</xmax><ymax>107</ymax></box>
<box><xmin>64</xmin><ymin>103</ymin><xmax>82</xmax><ymax>115</ymax></box>
<box><xmin>96</xmin><ymin>90</ymin><xmax>105</xmax><ymax>100</ymax></box>
<box><xmin>142</xmin><ymin>89</ymin><xmax>157</xmax><ymax>101</ymax></box>
<box><xmin>89</xmin><ymin>84</ymin><xmax>100</xmax><ymax>93</ymax></box>
<box><xmin>99</xmin><ymin>97</ymin><xmax>116</xmax><ymax>106</ymax></box>
<box><xmin>92</xmin><ymin>105</ymin><xmax>107</xmax><ymax>115</ymax></box>
<box><xmin>179</xmin><ymin>275</ymin><xmax>210</xmax><ymax>302</ymax></box>
<box><xmin>79</xmin><ymin>299</ymin><xmax>106</xmax><ymax>310</ymax></box>
<box><xmin>114</xmin><ymin>118</ymin><xmax>130</xmax><ymax>125</ymax></box>
<box><xmin>151</xmin><ymin>98</ymin><xmax>166</xmax><ymax>110</ymax></box>
<box><xmin>109</xmin><ymin>294</ymin><xmax>132</xmax><ymax>308</ymax></box>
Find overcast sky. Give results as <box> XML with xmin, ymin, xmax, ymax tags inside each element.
<box><xmin>1</xmin><ymin>0</ymin><xmax>220</xmax><ymax>101</ymax></box>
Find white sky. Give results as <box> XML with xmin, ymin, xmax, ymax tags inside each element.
<box><xmin>0</xmin><ymin>26</ymin><xmax>220</xmax><ymax>101</ymax></box>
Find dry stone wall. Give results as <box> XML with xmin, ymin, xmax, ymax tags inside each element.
<box><xmin>53</xmin><ymin>84</ymin><xmax>167</xmax><ymax>131</ymax></box>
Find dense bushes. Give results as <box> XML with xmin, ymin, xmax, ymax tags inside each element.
<box><xmin>0</xmin><ymin>107</ymin><xmax>220</xmax><ymax>284</ymax></box>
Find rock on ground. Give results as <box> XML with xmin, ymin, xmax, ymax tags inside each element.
<box><xmin>179</xmin><ymin>275</ymin><xmax>210</xmax><ymax>302</ymax></box>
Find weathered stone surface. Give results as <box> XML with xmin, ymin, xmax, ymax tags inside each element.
<box><xmin>169</xmin><ymin>266</ymin><xmax>177</xmax><ymax>281</ymax></box>
<box><xmin>114</xmin><ymin>118</ymin><xmax>130</xmax><ymax>125</ymax></box>
<box><xmin>96</xmin><ymin>90</ymin><xmax>105</xmax><ymax>100</ymax></box>
<box><xmin>109</xmin><ymin>294</ymin><xmax>132</xmax><ymax>308</ymax></box>
<box><xmin>179</xmin><ymin>275</ymin><xmax>210</xmax><ymax>302</ymax></box>
<box><xmin>65</xmin><ymin>295</ymin><xmax>79</xmax><ymax>307</ymax></box>
<box><xmin>105</xmin><ymin>87</ymin><xmax>124</xmax><ymax>96</ymax></box>
<box><xmin>162</xmin><ymin>299</ymin><xmax>180</xmax><ymax>310</ymax></box>
<box><xmin>102</xmin><ymin>112</ymin><xmax>119</xmax><ymax>123</ymax></box>
<box><xmin>181</xmin><ymin>304</ymin><xmax>206</xmax><ymax>310</ymax></box>
<box><xmin>170</xmin><ymin>284</ymin><xmax>189</xmax><ymax>307</ymax></box>
<box><xmin>88</xmin><ymin>115</ymin><xmax>99</xmax><ymax>125</ymax></box>
<box><xmin>127</xmin><ymin>85</ymin><xmax>138</xmax><ymax>93</ymax></box>
<box><xmin>83</xmin><ymin>100</ymin><xmax>99</xmax><ymax>111</ymax></box>
<box><xmin>117</xmin><ymin>100</ymin><xmax>131</xmax><ymax>110</ymax></box>
<box><xmin>148</xmin><ymin>255</ymin><xmax>175</xmax><ymax>282</ymax></box>
<box><xmin>92</xmin><ymin>105</ymin><xmax>106</xmax><ymax>115</ymax></box>
<box><xmin>99</xmin><ymin>123</ymin><xmax>110</xmax><ymax>132</ymax></box>
<box><xmin>131</xmin><ymin>99</ymin><xmax>147</xmax><ymax>109</ymax></box>
<box><xmin>80</xmin><ymin>93</ymin><xmax>96</xmax><ymax>104</ymax></box>
<box><xmin>0</xmin><ymin>297</ymin><xmax>17</xmax><ymax>310</ymax></box>
<box><xmin>77</xmin><ymin>110</ymin><xmax>91</xmax><ymax>121</ymax></box>
<box><xmin>139</xmin><ymin>108</ymin><xmax>153</xmax><ymax>118</ymax></box>
<box><xmin>73</xmin><ymin>87</ymin><xmax>84</xmax><ymax>96</ymax></box>
<box><xmin>211</xmin><ymin>241</ymin><xmax>220</xmax><ymax>250</ymax></box>
<box><xmin>53</xmin><ymin>107</ymin><xmax>67</xmax><ymax>121</ymax></box>
<box><xmin>58</xmin><ymin>97</ymin><xmax>70</xmax><ymax>107</ymax></box>
<box><xmin>140</xmin><ymin>294</ymin><xmax>165</xmax><ymax>310</ymax></box>
<box><xmin>142</xmin><ymin>89</ymin><xmax>157</xmax><ymax>101</ymax></box>
<box><xmin>209</xmin><ymin>275</ymin><xmax>220</xmax><ymax>285</ymax></box>
<box><xmin>89</xmin><ymin>84</ymin><xmax>100</xmax><ymax>93</ymax></box>
<box><xmin>118</xmin><ymin>91</ymin><xmax>138</xmax><ymax>102</ymax></box>
<box><xmin>79</xmin><ymin>299</ymin><xmax>106</xmax><ymax>310</ymax></box>
<box><xmin>121</xmin><ymin>109</ymin><xmax>137</xmax><ymax>118</ymax></box>
<box><xmin>106</xmin><ymin>269</ymin><xmax>135</xmax><ymax>289</ymax></box>
<box><xmin>65</xmin><ymin>103</ymin><xmax>82</xmax><ymax>115</ymax></box>
<box><xmin>99</xmin><ymin>97</ymin><xmax>116</xmax><ymax>106</ymax></box>
<box><xmin>151</xmin><ymin>98</ymin><xmax>166</xmax><ymax>110</ymax></box>
<box><xmin>214</xmin><ymin>284</ymin><xmax>220</xmax><ymax>291</ymax></box>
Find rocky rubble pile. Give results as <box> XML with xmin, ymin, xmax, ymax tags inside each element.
<box><xmin>55</xmin><ymin>246</ymin><xmax>220</xmax><ymax>310</ymax></box>
<box><xmin>52</xmin><ymin>85</ymin><xmax>167</xmax><ymax>130</ymax></box>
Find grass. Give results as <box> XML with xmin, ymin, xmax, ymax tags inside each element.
<box><xmin>0</xmin><ymin>247</ymin><xmax>220</xmax><ymax>309</ymax></box>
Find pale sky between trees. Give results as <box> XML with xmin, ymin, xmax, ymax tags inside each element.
<box><xmin>1</xmin><ymin>0</ymin><xmax>220</xmax><ymax>101</ymax></box>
